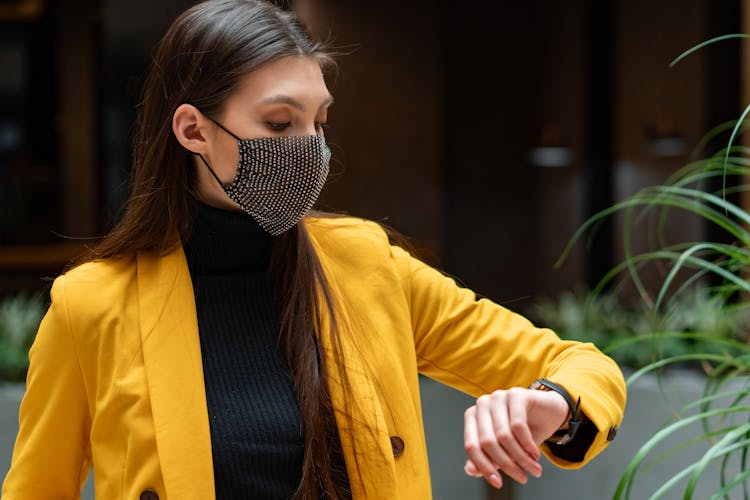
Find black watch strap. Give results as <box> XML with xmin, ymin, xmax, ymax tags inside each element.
<box><xmin>529</xmin><ymin>378</ymin><xmax>581</xmax><ymax>445</ymax></box>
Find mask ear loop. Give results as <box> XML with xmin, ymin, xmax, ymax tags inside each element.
<box><xmin>195</xmin><ymin>152</ymin><xmax>227</xmax><ymax>187</ymax></box>
<box><xmin>193</xmin><ymin>118</ymin><xmax>244</xmax><ymax>187</ymax></box>
<box><xmin>210</xmin><ymin>119</ymin><xmax>243</xmax><ymax>141</ymax></box>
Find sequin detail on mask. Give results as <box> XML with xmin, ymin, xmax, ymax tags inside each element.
<box><xmin>221</xmin><ymin>135</ymin><xmax>331</xmax><ymax>235</ymax></box>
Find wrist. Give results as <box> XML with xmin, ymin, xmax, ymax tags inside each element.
<box><xmin>530</xmin><ymin>378</ymin><xmax>581</xmax><ymax>445</ymax></box>
<box><xmin>546</xmin><ymin>391</ymin><xmax>571</xmax><ymax>430</ymax></box>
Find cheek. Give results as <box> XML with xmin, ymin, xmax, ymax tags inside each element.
<box><xmin>192</xmin><ymin>155</ymin><xmax>217</xmax><ymax>193</ymax></box>
<box><xmin>212</xmin><ymin>139</ymin><xmax>241</xmax><ymax>180</ymax></box>
<box><xmin>220</xmin><ymin>148</ymin><xmax>240</xmax><ymax>179</ymax></box>
<box><xmin>192</xmin><ymin>154</ymin><xmax>243</xmax><ymax>211</ymax></box>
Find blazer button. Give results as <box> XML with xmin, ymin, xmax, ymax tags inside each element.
<box><xmin>390</xmin><ymin>435</ymin><xmax>405</xmax><ymax>457</ymax></box>
<box><xmin>140</xmin><ymin>488</ymin><xmax>159</xmax><ymax>500</ymax></box>
<box><xmin>607</xmin><ymin>426</ymin><xmax>618</xmax><ymax>442</ymax></box>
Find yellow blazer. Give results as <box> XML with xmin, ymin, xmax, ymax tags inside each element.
<box><xmin>2</xmin><ymin>217</ymin><xmax>626</xmax><ymax>499</ymax></box>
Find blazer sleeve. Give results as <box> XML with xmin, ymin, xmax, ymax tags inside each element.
<box><xmin>2</xmin><ymin>276</ymin><xmax>92</xmax><ymax>499</ymax></box>
<box><xmin>389</xmin><ymin>244</ymin><xmax>626</xmax><ymax>468</ymax></box>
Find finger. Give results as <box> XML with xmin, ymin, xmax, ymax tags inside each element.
<box><xmin>464</xmin><ymin>405</ymin><xmax>503</xmax><ymax>489</ymax></box>
<box><xmin>467</xmin><ymin>452</ymin><xmax>513</xmax><ymax>485</ymax></box>
<box><xmin>476</xmin><ymin>393</ymin><xmax>527</xmax><ymax>484</ymax></box>
<box><xmin>466</xmin><ymin>457</ymin><xmax>503</xmax><ymax>476</ymax></box>
<box><xmin>464</xmin><ymin>459</ymin><xmax>483</xmax><ymax>477</ymax></box>
<box><xmin>491</xmin><ymin>390</ymin><xmax>540</xmax><ymax>479</ymax></box>
<box><xmin>505</xmin><ymin>389</ymin><xmax>543</xmax><ymax>477</ymax></box>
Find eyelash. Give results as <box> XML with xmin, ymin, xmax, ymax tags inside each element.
<box><xmin>266</xmin><ymin>121</ymin><xmax>290</xmax><ymax>131</ymax></box>
<box><xmin>266</xmin><ymin>121</ymin><xmax>329</xmax><ymax>133</ymax></box>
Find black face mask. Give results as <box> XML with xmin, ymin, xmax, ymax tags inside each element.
<box><xmin>198</xmin><ymin>121</ymin><xmax>331</xmax><ymax>235</ymax></box>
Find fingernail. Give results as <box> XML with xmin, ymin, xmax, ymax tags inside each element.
<box><xmin>489</xmin><ymin>473</ymin><xmax>502</xmax><ymax>488</ymax></box>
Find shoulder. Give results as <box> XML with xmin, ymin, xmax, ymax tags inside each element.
<box><xmin>304</xmin><ymin>214</ymin><xmax>391</xmax><ymax>254</ymax></box>
<box><xmin>59</xmin><ymin>254</ymin><xmax>137</xmax><ymax>289</ymax></box>
<box><xmin>303</xmin><ymin>215</ymin><xmax>400</xmax><ymax>276</ymax></box>
<box><xmin>51</xmin><ymin>254</ymin><xmax>138</xmax><ymax>314</ymax></box>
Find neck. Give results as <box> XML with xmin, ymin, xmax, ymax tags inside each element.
<box><xmin>184</xmin><ymin>201</ymin><xmax>272</xmax><ymax>274</ymax></box>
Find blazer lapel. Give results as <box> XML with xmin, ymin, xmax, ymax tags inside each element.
<box><xmin>324</xmin><ymin>344</ymin><xmax>399</xmax><ymax>499</ymax></box>
<box><xmin>137</xmin><ymin>244</ymin><xmax>215</xmax><ymax>499</ymax></box>
<box><xmin>309</xmin><ymin>229</ymin><xmax>399</xmax><ymax>498</ymax></box>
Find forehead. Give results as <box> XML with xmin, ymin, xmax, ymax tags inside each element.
<box><xmin>230</xmin><ymin>56</ymin><xmax>331</xmax><ymax>107</ymax></box>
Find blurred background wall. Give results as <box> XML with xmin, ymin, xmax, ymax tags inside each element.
<box><xmin>0</xmin><ymin>1</ymin><xmax>747</xmax><ymax>499</ymax></box>
<box><xmin>0</xmin><ymin>0</ymin><xmax>743</xmax><ymax>312</ymax></box>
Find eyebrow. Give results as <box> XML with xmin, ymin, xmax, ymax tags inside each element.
<box><xmin>258</xmin><ymin>94</ymin><xmax>334</xmax><ymax>112</ymax></box>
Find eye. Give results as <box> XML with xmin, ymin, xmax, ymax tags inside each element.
<box><xmin>266</xmin><ymin>121</ymin><xmax>291</xmax><ymax>132</ymax></box>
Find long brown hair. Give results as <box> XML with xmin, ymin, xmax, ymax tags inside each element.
<box><xmin>88</xmin><ymin>1</ymin><xmax>354</xmax><ymax>497</ymax></box>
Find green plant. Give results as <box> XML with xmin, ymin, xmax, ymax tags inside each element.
<box><xmin>533</xmin><ymin>286</ymin><xmax>747</xmax><ymax>370</ymax></box>
<box><xmin>556</xmin><ymin>33</ymin><xmax>750</xmax><ymax>500</ymax></box>
<box><xmin>0</xmin><ymin>293</ymin><xmax>44</xmax><ymax>382</ymax></box>
<box><xmin>565</xmin><ymin>143</ymin><xmax>750</xmax><ymax>499</ymax></box>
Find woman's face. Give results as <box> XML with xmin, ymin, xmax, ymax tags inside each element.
<box><xmin>173</xmin><ymin>56</ymin><xmax>333</xmax><ymax>211</ymax></box>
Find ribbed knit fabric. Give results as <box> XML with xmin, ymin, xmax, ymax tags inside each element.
<box><xmin>184</xmin><ymin>202</ymin><xmax>302</xmax><ymax>499</ymax></box>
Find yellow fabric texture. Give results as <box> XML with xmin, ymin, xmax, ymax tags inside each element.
<box><xmin>2</xmin><ymin>216</ymin><xmax>626</xmax><ymax>499</ymax></box>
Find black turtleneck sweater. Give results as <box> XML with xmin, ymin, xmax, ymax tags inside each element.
<box><xmin>184</xmin><ymin>202</ymin><xmax>302</xmax><ymax>499</ymax></box>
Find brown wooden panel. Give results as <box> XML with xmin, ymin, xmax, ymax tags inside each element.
<box><xmin>0</xmin><ymin>243</ymin><xmax>87</xmax><ymax>272</ymax></box>
<box><xmin>57</xmin><ymin>0</ymin><xmax>98</xmax><ymax>237</ymax></box>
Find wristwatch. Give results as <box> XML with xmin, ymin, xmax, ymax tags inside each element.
<box><xmin>529</xmin><ymin>378</ymin><xmax>581</xmax><ymax>445</ymax></box>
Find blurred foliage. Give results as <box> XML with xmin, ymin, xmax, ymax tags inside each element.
<box><xmin>0</xmin><ymin>293</ymin><xmax>44</xmax><ymax>382</ymax></box>
<box><xmin>533</xmin><ymin>286</ymin><xmax>748</xmax><ymax>370</ymax></box>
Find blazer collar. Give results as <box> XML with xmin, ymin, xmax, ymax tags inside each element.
<box><xmin>137</xmin><ymin>244</ymin><xmax>215</xmax><ymax>499</ymax></box>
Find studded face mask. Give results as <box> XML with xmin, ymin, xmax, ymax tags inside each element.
<box><xmin>198</xmin><ymin>121</ymin><xmax>331</xmax><ymax>235</ymax></box>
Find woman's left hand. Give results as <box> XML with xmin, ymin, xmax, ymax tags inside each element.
<box><xmin>462</xmin><ymin>387</ymin><xmax>569</xmax><ymax>489</ymax></box>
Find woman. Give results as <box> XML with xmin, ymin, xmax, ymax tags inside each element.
<box><xmin>2</xmin><ymin>1</ymin><xmax>626</xmax><ymax>498</ymax></box>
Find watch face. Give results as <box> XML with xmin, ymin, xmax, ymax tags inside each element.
<box><xmin>547</xmin><ymin>428</ymin><xmax>573</xmax><ymax>445</ymax></box>
<box><xmin>548</xmin><ymin>433</ymin><xmax>572</xmax><ymax>445</ymax></box>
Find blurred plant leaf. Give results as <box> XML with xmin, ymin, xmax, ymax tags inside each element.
<box><xmin>0</xmin><ymin>293</ymin><xmax>44</xmax><ymax>382</ymax></box>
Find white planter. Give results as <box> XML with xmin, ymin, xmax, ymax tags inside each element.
<box><xmin>420</xmin><ymin>376</ymin><xmax>485</xmax><ymax>499</ymax></box>
<box><xmin>0</xmin><ymin>382</ymin><xmax>24</xmax><ymax>478</ymax></box>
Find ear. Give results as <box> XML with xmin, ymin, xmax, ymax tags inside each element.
<box><xmin>172</xmin><ymin>103</ymin><xmax>212</xmax><ymax>154</ymax></box>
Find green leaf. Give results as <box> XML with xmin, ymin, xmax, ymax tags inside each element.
<box><xmin>670</xmin><ymin>34</ymin><xmax>750</xmax><ymax>67</ymax></box>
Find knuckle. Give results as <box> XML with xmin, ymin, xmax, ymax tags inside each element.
<box><xmin>479</xmin><ymin>435</ymin><xmax>497</xmax><ymax>449</ymax></box>
<box><xmin>464</xmin><ymin>407</ymin><xmax>476</xmax><ymax>419</ymax></box>
<box><xmin>464</xmin><ymin>442</ymin><xmax>479</xmax><ymax>454</ymax></box>
<box><xmin>476</xmin><ymin>395</ymin><xmax>490</xmax><ymax>406</ymax></box>
<box><xmin>494</xmin><ymin>430</ymin><xmax>512</xmax><ymax>443</ymax></box>
<box><xmin>509</xmin><ymin>420</ymin><xmax>527</xmax><ymax>434</ymax></box>
<box><xmin>507</xmin><ymin>387</ymin><xmax>525</xmax><ymax>398</ymax></box>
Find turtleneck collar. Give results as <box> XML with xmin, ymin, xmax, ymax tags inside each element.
<box><xmin>184</xmin><ymin>202</ymin><xmax>273</xmax><ymax>275</ymax></box>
